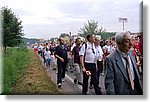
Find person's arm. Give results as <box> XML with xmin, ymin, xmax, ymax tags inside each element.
<box><xmin>100</xmin><ymin>46</ymin><xmax>105</xmax><ymax>61</ymax></box>
<box><xmin>72</xmin><ymin>55</ymin><xmax>74</xmax><ymax>65</ymax></box>
<box><xmin>55</xmin><ymin>54</ymin><xmax>64</xmax><ymax>62</ymax></box>
<box><xmin>80</xmin><ymin>55</ymin><xmax>86</xmax><ymax>72</ymax></box>
<box><xmin>79</xmin><ymin>44</ymin><xmax>86</xmax><ymax>72</ymax></box>
<box><xmin>105</xmin><ymin>57</ymin><xmax>115</xmax><ymax>95</ymax></box>
<box><xmin>44</xmin><ymin>51</ymin><xmax>46</xmax><ymax>59</ymax></box>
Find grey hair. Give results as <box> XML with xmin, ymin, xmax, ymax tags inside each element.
<box><xmin>115</xmin><ymin>31</ymin><xmax>131</xmax><ymax>44</ymax></box>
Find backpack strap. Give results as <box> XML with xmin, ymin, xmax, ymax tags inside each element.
<box><xmin>84</xmin><ymin>43</ymin><xmax>87</xmax><ymax>61</ymax></box>
<box><xmin>85</xmin><ymin>43</ymin><xmax>87</xmax><ymax>50</ymax></box>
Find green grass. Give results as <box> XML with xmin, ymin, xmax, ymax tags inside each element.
<box><xmin>2</xmin><ymin>47</ymin><xmax>61</xmax><ymax>95</ymax></box>
<box><xmin>3</xmin><ymin>47</ymin><xmax>30</xmax><ymax>94</ymax></box>
<box><xmin>12</xmin><ymin>50</ymin><xmax>61</xmax><ymax>95</ymax></box>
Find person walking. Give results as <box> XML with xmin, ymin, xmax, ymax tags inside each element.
<box><xmin>44</xmin><ymin>48</ymin><xmax>51</xmax><ymax>71</ymax></box>
<box><xmin>72</xmin><ymin>38</ymin><xmax>82</xmax><ymax>85</ymax></box>
<box><xmin>79</xmin><ymin>34</ymin><xmax>102</xmax><ymax>95</ymax></box>
<box><xmin>105</xmin><ymin>31</ymin><xmax>143</xmax><ymax>95</ymax></box>
<box><xmin>89</xmin><ymin>37</ymin><xmax>104</xmax><ymax>89</ymax></box>
<box><xmin>55</xmin><ymin>37</ymin><xmax>68</xmax><ymax>88</ymax></box>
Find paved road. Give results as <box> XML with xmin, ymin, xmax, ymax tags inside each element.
<box><xmin>37</xmin><ymin>54</ymin><xmax>106</xmax><ymax>95</ymax></box>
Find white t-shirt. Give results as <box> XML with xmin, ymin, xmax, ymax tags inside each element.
<box><xmin>34</xmin><ymin>45</ymin><xmax>38</xmax><ymax>49</ymax></box>
<box><xmin>71</xmin><ymin>43</ymin><xmax>76</xmax><ymax>52</ymax></box>
<box><xmin>95</xmin><ymin>45</ymin><xmax>104</xmax><ymax>61</ymax></box>
<box><xmin>103</xmin><ymin>45</ymin><xmax>114</xmax><ymax>54</ymax></box>
<box><xmin>79</xmin><ymin>42</ymin><xmax>96</xmax><ymax>63</ymax></box>
<box><xmin>44</xmin><ymin>51</ymin><xmax>51</xmax><ymax>59</ymax></box>
<box><xmin>51</xmin><ymin>55</ymin><xmax>56</xmax><ymax>63</ymax></box>
<box><xmin>38</xmin><ymin>45</ymin><xmax>43</xmax><ymax>51</ymax></box>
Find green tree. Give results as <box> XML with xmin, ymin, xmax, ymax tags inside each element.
<box><xmin>100</xmin><ymin>32</ymin><xmax>116</xmax><ymax>40</ymax></box>
<box><xmin>50</xmin><ymin>37</ymin><xmax>58</xmax><ymax>42</ymax></box>
<box><xmin>79</xmin><ymin>20</ymin><xmax>106</xmax><ymax>38</ymax></box>
<box><xmin>59</xmin><ymin>33</ymin><xmax>69</xmax><ymax>38</ymax></box>
<box><xmin>2</xmin><ymin>7</ymin><xmax>24</xmax><ymax>52</ymax></box>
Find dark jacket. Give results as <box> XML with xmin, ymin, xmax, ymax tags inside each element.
<box><xmin>105</xmin><ymin>49</ymin><xmax>143</xmax><ymax>95</ymax></box>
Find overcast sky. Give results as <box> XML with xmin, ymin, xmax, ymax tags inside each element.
<box><xmin>0</xmin><ymin>0</ymin><xmax>142</xmax><ymax>39</ymax></box>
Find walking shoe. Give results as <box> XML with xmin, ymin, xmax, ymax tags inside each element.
<box><xmin>53</xmin><ymin>68</ymin><xmax>56</xmax><ymax>70</ymax></box>
<box><xmin>62</xmin><ymin>78</ymin><xmax>65</xmax><ymax>82</ymax></box>
<box><xmin>74</xmin><ymin>78</ymin><xmax>77</xmax><ymax>84</ymax></box>
<box><xmin>98</xmin><ymin>90</ymin><xmax>102</xmax><ymax>95</ymax></box>
<box><xmin>101</xmin><ymin>73</ymin><xmax>104</xmax><ymax>76</ymax></box>
<box><xmin>58</xmin><ymin>83</ymin><xmax>61</xmax><ymax>88</ymax></box>
<box><xmin>89</xmin><ymin>85</ymin><xmax>93</xmax><ymax>89</ymax></box>
<box><xmin>78</xmin><ymin>82</ymin><xmax>82</xmax><ymax>85</ymax></box>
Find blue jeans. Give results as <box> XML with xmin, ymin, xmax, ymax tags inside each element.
<box><xmin>46</xmin><ymin>59</ymin><xmax>51</xmax><ymax>66</ymax></box>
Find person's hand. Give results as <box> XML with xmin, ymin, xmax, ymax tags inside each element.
<box><xmin>86</xmin><ymin>71</ymin><xmax>91</xmax><ymax>76</ymax></box>
<box><xmin>82</xmin><ymin>67</ymin><xmax>86</xmax><ymax>72</ymax></box>
<box><xmin>136</xmin><ymin>62</ymin><xmax>141</xmax><ymax>67</ymax></box>
<box><xmin>60</xmin><ymin>58</ymin><xmax>64</xmax><ymax>62</ymax></box>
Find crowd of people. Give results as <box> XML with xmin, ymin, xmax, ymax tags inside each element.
<box><xmin>33</xmin><ymin>31</ymin><xmax>143</xmax><ymax>95</ymax></box>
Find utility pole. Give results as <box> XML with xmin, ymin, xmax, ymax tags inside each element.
<box><xmin>118</xmin><ymin>17</ymin><xmax>128</xmax><ymax>31</ymax></box>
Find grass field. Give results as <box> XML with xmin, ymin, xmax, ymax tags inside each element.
<box><xmin>3</xmin><ymin>47</ymin><xmax>60</xmax><ymax>95</ymax></box>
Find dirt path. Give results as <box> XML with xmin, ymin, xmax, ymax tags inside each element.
<box><xmin>12</xmin><ymin>50</ymin><xmax>61</xmax><ymax>95</ymax></box>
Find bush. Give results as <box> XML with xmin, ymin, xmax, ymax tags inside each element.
<box><xmin>3</xmin><ymin>47</ymin><xmax>29</xmax><ymax>94</ymax></box>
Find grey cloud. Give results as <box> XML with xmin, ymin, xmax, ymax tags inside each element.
<box><xmin>23</xmin><ymin>18</ymin><xmax>86</xmax><ymax>39</ymax></box>
<box><xmin>19</xmin><ymin>0</ymin><xmax>142</xmax><ymax>39</ymax></box>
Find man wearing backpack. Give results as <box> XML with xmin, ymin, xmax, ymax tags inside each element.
<box><xmin>79</xmin><ymin>34</ymin><xmax>102</xmax><ymax>95</ymax></box>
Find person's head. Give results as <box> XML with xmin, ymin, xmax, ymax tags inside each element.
<box><xmin>111</xmin><ymin>36</ymin><xmax>116</xmax><ymax>46</ymax></box>
<box><xmin>94</xmin><ymin>38</ymin><xmax>100</xmax><ymax>46</ymax></box>
<box><xmin>86</xmin><ymin>34</ymin><xmax>95</xmax><ymax>43</ymax></box>
<box><xmin>115</xmin><ymin>31</ymin><xmax>132</xmax><ymax>53</ymax></box>
<box><xmin>105</xmin><ymin>40</ymin><xmax>110</xmax><ymax>45</ymax></box>
<box><xmin>75</xmin><ymin>38</ymin><xmax>82</xmax><ymax>46</ymax></box>
<box><xmin>131</xmin><ymin>36</ymin><xmax>137</xmax><ymax>47</ymax></box>
<box><xmin>58</xmin><ymin>37</ymin><xmax>65</xmax><ymax>45</ymax></box>
<box><xmin>100</xmin><ymin>40</ymin><xmax>105</xmax><ymax>47</ymax></box>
